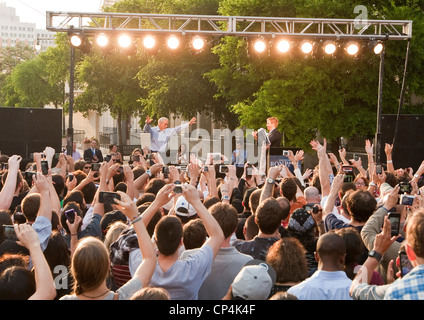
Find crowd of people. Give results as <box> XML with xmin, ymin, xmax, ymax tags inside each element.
<box><xmin>0</xmin><ymin>130</ymin><xmax>424</xmax><ymax>301</ymax></box>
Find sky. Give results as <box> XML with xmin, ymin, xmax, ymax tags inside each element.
<box><xmin>1</xmin><ymin>0</ymin><xmax>103</xmax><ymax>29</ymax></box>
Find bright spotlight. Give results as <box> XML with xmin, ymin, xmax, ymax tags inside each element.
<box><xmin>167</xmin><ymin>35</ymin><xmax>180</xmax><ymax>50</ymax></box>
<box><xmin>69</xmin><ymin>34</ymin><xmax>82</xmax><ymax>47</ymax></box>
<box><xmin>346</xmin><ymin>42</ymin><xmax>359</xmax><ymax>55</ymax></box>
<box><xmin>300</xmin><ymin>41</ymin><xmax>313</xmax><ymax>54</ymax></box>
<box><xmin>96</xmin><ymin>34</ymin><xmax>109</xmax><ymax>47</ymax></box>
<box><xmin>192</xmin><ymin>37</ymin><xmax>205</xmax><ymax>51</ymax></box>
<box><xmin>324</xmin><ymin>42</ymin><xmax>336</xmax><ymax>55</ymax></box>
<box><xmin>374</xmin><ymin>43</ymin><xmax>383</xmax><ymax>54</ymax></box>
<box><xmin>276</xmin><ymin>39</ymin><xmax>290</xmax><ymax>53</ymax></box>
<box><xmin>118</xmin><ymin>34</ymin><xmax>132</xmax><ymax>48</ymax></box>
<box><xmin>143</xmin><ymin>35</ymin><xmax>156</xmax><ymax>49</ymax></box>
<box><xmin>253</xmin><ymin>39</ymin><xmax>267</xmax><ymax>53</ymax></box>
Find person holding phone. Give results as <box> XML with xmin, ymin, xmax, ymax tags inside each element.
<box><xmin>350</xmin><ymin>215</ymin><xmax>399</xmax><ymax>300</ymax></box>
<box><xmin>0</xmin><ymin>223</ymin><xmax>57</xmax><ymax>300</ymax></box>
<box><xmin>60</xmin><ymin>191</ymin><xmax>157</xmax><ymax>300</ymax></box>
<box><xmin>384</xmin><ymin>209</ymin><xmax>424</xmax><ymax>299</ymax></box>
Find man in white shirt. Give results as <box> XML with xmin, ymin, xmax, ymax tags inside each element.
<box><xmin>287</xmin><ymin>232</ymin><xmax>352</xmax><ymax>300</ymax></box>
<box><xmin>143</xmin><ymin>115</ymin><xmax>196</xmax><ymax>154</ymax></box>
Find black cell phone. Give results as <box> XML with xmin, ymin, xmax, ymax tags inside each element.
<box><xmin>91</xmin><ymin>163</ymin><xmax>101</xmax><ymax>171</ymax></box>
<box><xmin>203</xmin><ymin>166</ymin><xmax>208</xmax><ymax>172</ymax></box>
<box><xmin>99</xmin><ymin>191</ymin><xmax>121</xmax><ymax>204</ymax></box>
<box><xmin>399</xmin><ymin>182</ymin><xmax>412</xmax><ymax>194</ymax></box>
<box><xmin>41</xmin><ymin>160</ymin><xmax>49</xmax><ymax>175</ymax></box>
<box><xmin>341</xmin><ymin>166</ymin><xmax>354</xmax><ymax>183</ymax></box>
<box><xmin>25</xmin><ymin>171</ymin><xmax>36</xmax><ymax>180</ymax></box>
<box><xmin>399</xmin><ymin>251</ymin><xmax>413</xmax><ymax>277</ymax></box>
<box><xmin>354</xmin><ymin>154</ymin><xmax>359</xmax><ymax>161</ymax></box>
<box><xmin>304</xmin><ymin>203</ymin><xmax>319</xmax><ymax>214</ymax></box>
<box><xmin>388</xmin><ymin>211</ymin><xmax>401</xmax><ymax>237</ymax></box>
<box><xmin>162</xmin><ymin>166</ymin><xmax>169</xmax><ymax>178</ymax></box>
<box><xmin>68</xmin><ymin>173</ymin><xmax>74</xmax><ymax>182</ymax></box>
<box><xmin>3</xmin><ymin>225</ymin><xmax>18</xmax><ymax>241</ymax></box>
<box><xmin>64</xmin><ymin>209</ymin><xmax>76</xmax><ymax>223</ymax></box>
<box><xmin>174</xmin><ymin>183</ymin><xmax>182</xmax><ymax>193</ymax></box>
<box><xmin>376</xmin><ymin>164</ymin><xmax>382</xmax><ymax>175</ymax></box>
<box><xmin>105</xmin><ymin>155</ymin><xmax>112</xmax><ymax>162</ymax></box>
<box><xmin>219</xmin><ymin>165</ymin><xmax>229</xmax><ymax>173</ymax></box>
<box><xmin>131</xmin><ymin>155</ymin><xmax>140</xmax><ymax>162</ymax></box>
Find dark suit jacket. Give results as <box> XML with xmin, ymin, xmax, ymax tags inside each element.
<box><xmin>268</xmin><ymin>129</ymin><xmax>282</xmax><ymax>149</ymax></box>
<box><xmin>83</xmin><ymin>147</ymin><xmax>103</xmax><ymax>163</ymax></box>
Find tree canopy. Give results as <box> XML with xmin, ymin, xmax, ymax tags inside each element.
<box><xmin>1</xmin><ymin>0</ymin><xmax>423</xmax><ymax>150</ymax></box>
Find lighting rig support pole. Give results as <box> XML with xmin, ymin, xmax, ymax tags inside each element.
<box><xmin>67</xmin><ymin>26</ymin><xmax>75</xmax><ymax>157</ymax></box>
<box><xmin>375</xmin><ymin>43</ymin><xmax>385</xmax><ymax>165</ymax></box>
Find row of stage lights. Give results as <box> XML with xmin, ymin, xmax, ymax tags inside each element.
<box><xmin>69</xmin><ymin>32</ymin><xmax>209</xmax><ymax>55</ymax></box>
<box><xmin>250</xmin><ymin>38</ymin><xmax>384</xmax><ymax>57</ymax></box>
<box><xmin>68</xmin><ymin>32</ymin><xmax>384</xmax><ymax>57</ymax></box>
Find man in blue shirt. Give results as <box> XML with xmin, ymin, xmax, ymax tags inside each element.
<box><xmin>143</xmin><ymin>115</ymin><xmax>196</xmax><ymax>154</ymax></box>
<box><xmin>287</xmin><ymin>232</ymin><xmax>352</xmax><ymax>300</ymax></box>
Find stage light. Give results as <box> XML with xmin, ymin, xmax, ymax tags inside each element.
<box><xmin>192</xmin><ymin>37</ymin><xmax>205</xmax><ymax>51</ymax></box>
<box><xmin>276</xmin><ymin>39</ymin><xmax>290</xmax><ymax>53</ymax></box>
<box><xmin>346</xmin><ymin>42</ymin><xmax>359</xmax><ymax>55</ymax></box>
<box><xmin>118</xmin><ymin>34</ymin><xmax>132</xmax><ymax>48</ymax></box>
<box><xmin>69</xmin><ymin>34</ymin><xmax>82</xmax><ymax>47</ymax></box>
<box><xmin>96</xmin><ymin>34</ymin><xmax>109</xmax><ymax>47</ymax></box>
<box><xmin>167</xmin><ymin>35</ymin><xmax>180</xmax><ymax>50</ymax></box>
<box><xmin>374</xmin><ymin>42</ymin><xmax>383</xmax><ymax>54</ymax></box>
<box><xmin>253</xmin><ymin>38</ymin><xmax>267</xmax><ymax>53</ymax></box>
<box><xmin>69</xmin><ymin>34</ymin><xmax>91</xmax><ymax>53</ymax></box>
<box><xmin>300</xmin><ymin>41</ymin><xmax>314</xmax><ymax>54</ymax></box>
<box><xmin>324</xmin><ymin>42</ymin><xmax>337</xmax><ymax>55</ymax></box>
<box><xmin>142</xmin><ymin>35</ymin><xmax>156</xmax><ymax>49</ymax></box>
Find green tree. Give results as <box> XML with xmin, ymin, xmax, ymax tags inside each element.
<box><xmin>2</xmin><ymin>51</ymin><xmax>64</xmax><ymax>109</ymax></box>
<box><xmin>74</xmin><ymin>49</ymin><xmax>145</xmax><ymax>146</ymax></box>
<box><xmin>208</xmin><ymin>0</ymin><xmax>424</xmax><ymax>150</ymax></box>
<box><xmin>104</xmin><ymin>0</ymin><xmax>239</xmax><ymax>128</ymax></box>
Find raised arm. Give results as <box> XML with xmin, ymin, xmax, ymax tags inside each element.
<box><xmin>15</xmin><ymin>223</ymin><xmax>56</xmax><ymax>300</ymax></box>
<box><xmin>288</xmin><ymin>150</ymin><xmax>306</xmax><ymax>186</ymax></box>
<box><xmin>311</xmin><ymin>139</ymin><xmax>331</xmax><ymax>197</ymax></box>
<box><xmin>0</xmin><ymin>155</ymin><xmax>21</xmax><ymax>210</ymax></box>
<box><xmin>323</xmin><ymin>173</ymin><xmax>344</xmax><ymax>218</ymax></box>
<box><xmin>182</xmin><ymin>184</ymin><xmax>224</xmax><ymax>258</ymax></box>
<box><xmin>384</xmin><ymin>143</ymin><xmax>395</xmax><ymax>173</ymax></box>
<box><xmin>365</xmin><ymin>139</ymin><xmax>375</xmax><ymax>177</ymax></box>
<box><xmin>350</xmin><ymin>216</ymin><xmax>399</xmax><ymax>297</ymax></box>
<box><xmin>115</xmin><ymin>192</ymin><xmax>157</xmax><ymax>287</ymax></box>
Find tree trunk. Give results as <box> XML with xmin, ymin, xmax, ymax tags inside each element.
<box><xmin>117</xmin><ymin>109</ymin><xmax>123</xmax><ymax>147</ymax></box>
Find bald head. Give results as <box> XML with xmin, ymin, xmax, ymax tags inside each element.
<box><xmin>304</xmin><ymin>186</ymin><xmax>320</xmax><ymax>204</ymax></box>
<box><xmin>316</xmin><ymin>233</ymin><xmax>346</xmax><ymax>270</ymax></box>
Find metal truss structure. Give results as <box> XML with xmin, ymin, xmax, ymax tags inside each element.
<box><xmin>46</xmin><ymin>11</ymin><xmax>412</xmax><ymax>41</ymax></box>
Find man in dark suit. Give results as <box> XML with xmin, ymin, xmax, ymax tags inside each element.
<box><xmin>266</xmin><ymin>117</ymin><xmax>282</xmax><ymax>149</ymax></box>
<box><xmin>252</xmin><ymin>117</ymin><xmax>282</xmax><ymax>150</ymax></box>
<box><xmin>83</xmin><ymin>138</ymin><xmax>103</xmax><ymax>163</ymax></box>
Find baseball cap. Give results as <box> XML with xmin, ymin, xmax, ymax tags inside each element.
<box><xmin>175</xmin><ymin>196</ymin><xmax>197</xmax><ymax>217</ymax></box>
<box><xmin>288</xmin><ymin>208</ymin><xmax>316</xmax><ymax>233</ymax></box>
<box><xmin>231</xmin><ymin>259</ymin><xmax>276</xmax><ymax>300</ymax></box>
